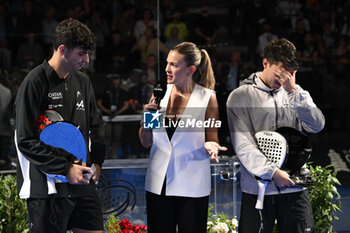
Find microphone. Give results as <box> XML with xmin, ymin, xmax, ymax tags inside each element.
<box><xmin>152</xmin><ymin>81</ymin><xmax>166</xmax><ymax>110</ymax></box>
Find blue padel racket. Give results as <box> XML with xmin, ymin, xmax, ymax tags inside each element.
<box><xmin>38</xmin><ymin>110</ymin><xmax>88</xmax><ymax>183</ymax></box>
<box><xmin>40</xmin><ymin>121</ymin><xmax>87</xmax><ymax>182</ymax></box>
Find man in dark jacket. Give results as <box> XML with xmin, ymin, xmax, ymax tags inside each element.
<box><xmin>14</xmin><ymin>18</ymin><xmax>105</xmax><ymax>233</ymax></box>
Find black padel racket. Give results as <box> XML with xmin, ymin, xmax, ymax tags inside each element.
<box><xmin>254</xmin><ymin>127</ymin><xmax>312</xmax><ymax>209</ymax></box>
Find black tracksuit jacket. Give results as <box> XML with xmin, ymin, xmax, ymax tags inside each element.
<box><xmin>14</xmin><ymin>60</ymin><xmax>105</xmax><ymax>198</ymax></box>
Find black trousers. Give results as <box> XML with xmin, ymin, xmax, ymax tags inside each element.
<box><xmin>26</xmin><ymin>194</ymin><xmax>103</xmax><ymax>233</ymax></box>
<box><xmin>146</xmin><ymin>190</ymin><xmax>209</xmax><ymax>233</ymax></box>
<box><xmin>239</xmin><ymin>190</ymin><xmax>314</xmax><ymax>233</ymax></box>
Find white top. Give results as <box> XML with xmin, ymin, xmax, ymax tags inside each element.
<box><xmin>145</xmin><ymin>84</ymin><xmax>213</xmax><ymax>197</ymax></box>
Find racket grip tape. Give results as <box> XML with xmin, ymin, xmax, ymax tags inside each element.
<box><xmin>85</xmin><ymin>164</ymin><xmax>96</xmax><ymax>180</ymax></box>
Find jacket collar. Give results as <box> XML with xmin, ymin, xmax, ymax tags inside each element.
<box><xmin>241</xmin><ymin>72</ymin><xmax>281</xmax><ymax>93</ymax></box>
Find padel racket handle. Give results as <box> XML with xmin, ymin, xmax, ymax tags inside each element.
<box><xmin>290</xmin><ymin>175</ymin><xmax>315</xmax><ymax>187</ymax></box>
<box><xmin>255</xmin><ymin>179</ymin><xmax>270</xmax><ymax>210</ymax></box>
<box><xmin>85</xmin><ymin>164</ymin><xmax>96</xmax><ymax>180</ymax></box>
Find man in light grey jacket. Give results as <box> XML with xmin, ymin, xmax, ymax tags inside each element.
<box><xmin>227</xmin><ymin>38</ymin><xmax>325</xmax><ymax>233</ymax></box>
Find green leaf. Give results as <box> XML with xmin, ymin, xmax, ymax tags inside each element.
<box><xmin>0</xmin><ymin>175</ymin><xmax>28</xmax><ymax>231</ymax></box>
<box><xmin>307</xmin><ymin>165</ymin><xmax>342</xmax><ymax>233</ymax></box>
<box><xmin>332</xmin><ymin>177</ymin><xmax>341</xmax><ymax>186</ymax></box>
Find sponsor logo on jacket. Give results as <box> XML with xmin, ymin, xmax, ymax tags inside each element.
<box><xmin>48</xmin><ymin>92</ymin><xmax>63</xmax><ymax>100</ymax></box>
<box><xmin>76</xmin><ymin>91</ymin><xmax>85</xmax><ymax>111</ymax></box>
<box><xmin>76</xmin><ymin>100</ymin><xmax>85</xmax><ymax>111</ymax></box>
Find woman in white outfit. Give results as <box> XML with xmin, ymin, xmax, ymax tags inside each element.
<box><xmin>139</xmin><ymin>42</ymin><xmax>227</xmax><ymax>233</ymax></box>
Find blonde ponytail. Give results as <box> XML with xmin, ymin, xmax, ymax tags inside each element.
<box><xmin>194</xmin><ymin>49</ymin><xmax>215</xmax><ymax>90</ymax></box>
<box><xmin>172</xmin><ymin>42</ymin><xmax>216</xmax><ymax>90</ymax></box>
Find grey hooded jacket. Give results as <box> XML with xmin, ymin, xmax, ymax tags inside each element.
<box><xmin>226</xmin><ymin>72</ymin><xmax>325</xmax><ymax>195</ymax></box>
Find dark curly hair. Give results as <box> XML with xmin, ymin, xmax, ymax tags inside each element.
<box><xmin>263</xmin><ymin>38</ymin><xmax>299</xmax><ymax>70</ymax></box>
<box><xmin>53</xmin><ymin>18</ymin><xmax>96</xmax><ymax>51</ymax></box>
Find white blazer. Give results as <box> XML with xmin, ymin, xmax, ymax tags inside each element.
<box><xmin>145</xmin><ymin>84</ymin><xmax>213</xmax><ymax>197</ymax></box>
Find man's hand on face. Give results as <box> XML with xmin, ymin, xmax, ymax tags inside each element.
<box><xmin>273</xmin><ymin>66</ymin><xmax>297</xmax><ymax>93</ymax></box>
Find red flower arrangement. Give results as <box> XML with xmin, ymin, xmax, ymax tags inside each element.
<box><xmin>104</xmin><ymin>215</ymin><xmax>147</xmax><ymax>233</ymax></box>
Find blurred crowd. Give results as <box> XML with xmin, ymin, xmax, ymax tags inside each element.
<box><xmin>1</xmin><ymin>0</ymin><xmax>350</xmax><ymax>165</ymax></box>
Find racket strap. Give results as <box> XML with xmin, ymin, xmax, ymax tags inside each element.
<box><xmin>258</xmin><ymin>209</ymin><xmax>264</xmax><ymax>233</ymax></box>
